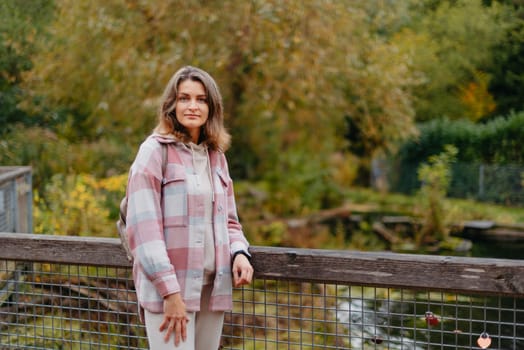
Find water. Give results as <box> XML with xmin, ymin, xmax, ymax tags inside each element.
<box><xmin>470</xmin><ymin>240</ymin><xmax>524</xmax><ymax>260</ymax></box>
<box><xmin>334</xmin><ymin>240</ymin><xmax>523</xmax><ymax>349</ymax></box>
<box><xmin>337</xmin><ymin>291</ymin><xmax>524</xmax><ymax>349</ymax></box>
<box><xmin>337</xmin><ymin>298</ymin><xmax>424</xmax><ymax>349</ymax></box>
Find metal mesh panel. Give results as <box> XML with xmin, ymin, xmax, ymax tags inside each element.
<box><xmin>224</xmin><ymin>280</ymin><xmax>524</xmax><ymax>350</ymax></box>
<box><xmin>0</xmin><ymin>261</ymin><xmax>147</xmax><ymax>349</ymax></box>
<box><xmin>1</xmin><ymin>260</ymin><xmax>523</xmax><ymax>349</ymax></box>
<box><xmin>0</xmin><ymin>182</ymin><xmax>14</xmax><ymax>233</ymax></box>
<box><xmin>386</xmin><ymin>161</ymin><xmax>524</xmax><ymax>205</ymax></box>
<box><xmin>0</xmin><ymin>167</ymin><xmax>32</xmax><ymax>233</ymax></box>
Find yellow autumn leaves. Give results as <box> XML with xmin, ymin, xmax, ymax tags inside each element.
<box><xmin>33</xmin><ymin>174</ymin><xmax>127</xmax><ymax>237</ymax></box>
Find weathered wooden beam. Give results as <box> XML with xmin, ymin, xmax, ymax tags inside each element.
<box><xmin>250</xmin><ymin>246</ymin><xmax>524</xmax><ymax>297</ymax></box>
<box><xmin>0</xmin><ymin>166</ymin><xmax>31</xmax><ymax>184</ymax></box>
<box><xmin>0</xmin><ymin>232</ymin><xmax>131</xmax><ymax>268</ymax></box>
<box><xmin>1</xmin><ymin>232</ymin><xmax>523</xmax><ymax>297</ymax></box>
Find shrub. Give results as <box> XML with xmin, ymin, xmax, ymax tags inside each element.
<box><xmin>34</xmin><ymin>173</ymin><xmax>126</xmax><ymax>237</ymax></box>
<box><xmin>1</xmin><ymin>125</ymin><xmax>135</xmax><ymax>192</ymax></box>
<box><xmin>416</xmin><ymin>145</ymin><xmax>457</xmax><ymax>245</ymax></box>
<box><xmin>392</xmin><ymin>112</ymin><xmax>524</xmax><ymax>204</ymax></box>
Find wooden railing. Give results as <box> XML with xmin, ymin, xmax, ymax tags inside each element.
<box><xmin>1</xmin><ymin>232</ymin><xmax>523</xmax><ymax>296</ymax></box>
<box><xmin>1</xmin><ymin>232</ymin><xmax>523</xmax><ymax>349</ymax></box>
<box><xmin>0</xmin><ymin>167</ymin><xmax>32</xmax><ymax>233</ymax></box>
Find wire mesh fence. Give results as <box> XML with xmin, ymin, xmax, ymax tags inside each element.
<box><xmin>1</xmin><ymin>256</ymin><xmax>523</xmax><ymax>349</ymax></box>
<box><xmin>383</xmin><ymin>161</ymin><xmax>524</xmax><ymax>206</ymax></box>
<box><xmin>0</xmin><ymin>261</ymin><xmax>144</xmax><ymax>349</ymax></box>
<box><xmin>225</xmin><ymin>279</ymin><xmax>524</xmax><ymax>349</ymax></box>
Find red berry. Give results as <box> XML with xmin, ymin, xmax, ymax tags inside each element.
<box><xmin>425</xmin><ymin>311</ymin><xmax>439</xmax><ymax>326</ymax></box>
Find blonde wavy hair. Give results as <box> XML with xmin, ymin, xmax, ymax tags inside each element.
<box><xmin>154</xmin><ymin>66</ymin><xmax>231</xmax><ymax>151</ymax></box>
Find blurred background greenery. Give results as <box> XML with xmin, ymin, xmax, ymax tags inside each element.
<box><xmin>1</xmin><ymin>0</ymin><xmax>523</xmax><ymax>251</ymax></box>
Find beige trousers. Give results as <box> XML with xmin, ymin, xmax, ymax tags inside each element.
<box><xmin>144</xmin><ymin>285</ymin><xmax>225</xmax><ymax>350</ymax></box>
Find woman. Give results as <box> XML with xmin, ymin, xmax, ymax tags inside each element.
<box><xmin>125</xmin><ymin>66</ymin><xmax>253</xmax><ymax>350</ymax></box>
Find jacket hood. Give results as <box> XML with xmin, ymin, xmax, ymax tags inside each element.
<box><xmin>149</xmin><ymin>132</ymin><xmax>227</xmax><ymax>157</ymax></box>
<box><xmin>150</xmin><ymin>133</ymin><xmax>180</xmax><ymax>144</ymax></box>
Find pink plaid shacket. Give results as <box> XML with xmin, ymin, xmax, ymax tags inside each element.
<box><xmin>125</xmin><ymin>134</ymin><xmax>250</xmax><ymax>314</ymax></box>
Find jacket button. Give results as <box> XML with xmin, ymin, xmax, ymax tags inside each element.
<box><xmin>218</xmin><ymin>205</ymin><xmax>223</xmax><ymax>212</ymax></box>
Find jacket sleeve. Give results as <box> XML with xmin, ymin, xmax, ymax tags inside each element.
<box><xmin>221</xmin><ymin>154</ymin><xmax>251</xmax><ymax>257</ymax></box>
<box><xmin>126</xmin><ymin>141</ymin><xmax>180</xmax><ymax>297</ymax></box>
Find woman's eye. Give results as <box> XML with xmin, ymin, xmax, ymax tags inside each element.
<box><xmin>177</xmin><ymin>96</ymin><xmax>189</xmax><ymax>102</ymax></box>
<box><xmin>197</xmin><ymin>97</ymin><xmax>207</xmax><ymax>104</ymax></box>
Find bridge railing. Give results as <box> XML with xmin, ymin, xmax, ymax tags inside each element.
<box><xmin>0</xmin><ymin>167</ymin><xmax>32</xmax><ymax>234</ymax></box>
<box><xmin>1</xmin><ymin>232</ymin><xmax>523</xmax><ymax>349</ymax></box>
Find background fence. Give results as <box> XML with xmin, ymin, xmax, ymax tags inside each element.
<box><xmin>380</xmin><ymin>161</ymin><xmax>524</xmax><ymax>206</ymax></box>
<box><xmin>0</xmin><ymin>166</ymin><xmax>32</xmax><ymax>234</ymax></box>
<box><xmin>1</xmin><ymin>233</ymin><xmax>523</xmax><ymax>349</ymax></box>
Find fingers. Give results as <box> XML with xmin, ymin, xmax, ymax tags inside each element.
<box><xmin>233</xmin><ymin>255</ymin><xmax>254</xmax><ymax>287</ymax></box>
<box><xmin>161</xmin><ymin>292</ymin><xmax>189</xmax><ymax>345</ymax></box>
<box><xmin>160</xmin><ymin>316</ymin><xmax>189</xmax><ymax>345</ymax></box>
<box><xmin>237</xmin><ymin>265</ymin><xmax>253</xmax><ymax>286</ymax></box>
<box><xmin>163</xmin><ymin>318</ymin><xmax>174</xmax><ymax>343</ymax></box>
<box><xmin>174</xmin><ymin>319</ymin><xmax>182</xmax><ymax>346</ymax></box>
<box><xmin>181</xmin><ymin>317</ymin><xmax>187</xmax><ymax>343</ymax></box>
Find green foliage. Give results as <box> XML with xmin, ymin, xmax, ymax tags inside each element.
<box><xmin>1</xmin><ymin>126</ymin><xmax>71</xmax><ymax>191</ymax></box>
<box><xmin>398</xmin><ymin>0</ymin><xmax>511</xmax><ymax>121</ymax></box>
<box><xmin>416</xmin><ymin>145</ymin><xmax>458</xmax><ymax>244</ymax></box>
<box><xmin>1</xmin><ymin>307</ymin><xmax>146</xmax><ymax>349</ymax></box>
<box><xmin>344</xmin><ymin>187</ymin><xmax>524</xmax><ymax>225</ymax></box>
<box><xmin>2</xmin><ymin>0</ymin><xmax>523</xmax><ymax>232</ymax></box>
<box><xmin>33</xmin><ymin>173</ymin><xmax>126</xmax><ymax>236</ymax></box>
<box><xmin>481</xmin><ymin>111</ymin><xmax>524</xmax><ymax>163</ymax></box>
<box><xmin>265</xmin><ymin>148</ymin><xmax>344</xmax><ymax>216</ymax></box>
<box><xmin>20</xmin><ymin>0</ymin><xmax>419</xmax><ymax>200</ymax></box>
<box><xmin>0</xmin><ymin>125</ymin><xmax>135</xmax><ymax>191</ymax></box>
<box><xmin>253</xmin><ymin>222</ymin><xmax>287</xmax><ymax>247</ymax></box>
<box><xmin>393</xmin><ymin>112</ymin><xmax>524</xmax><ymax>204</ymax></box>
<box><xmin>487</xmin><ymin>1</ymin><xmax>524</xmax><ymax>116</ymax></box>
<box><xmin>0</xmin><ymin>0</ymin><xmax>54</xmax><ymax>132</ymax></box>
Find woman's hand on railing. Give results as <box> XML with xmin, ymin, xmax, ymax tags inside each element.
<box><xmin>232</xmin><ymin>254</ymin><xmax>254</xmax><ymax>287</ymax></box>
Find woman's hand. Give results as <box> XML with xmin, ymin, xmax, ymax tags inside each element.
<box><xmin>232</xmin><ymin>253</ymin><xmax>254</xmax><ymax>287</ymax></box>
<box><xmin>159</xmin><ymin>292</ymin><xmax>189</xmax><ymax>346</ymax></box>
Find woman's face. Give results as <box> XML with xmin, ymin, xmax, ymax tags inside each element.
<box><xmin>175</xmin><ymin>79</ymin><xmax>209</xmax><ymax>143</ymax></box>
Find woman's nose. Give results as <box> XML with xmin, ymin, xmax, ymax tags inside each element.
<box><xmin>188</xmin><ymin>99</ymin><xmax>198</xmax><ymax>109</ymax></box>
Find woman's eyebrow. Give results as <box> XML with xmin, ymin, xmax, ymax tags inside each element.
<box><xmin>177</xmin><ymin>92</ymin><xmax>206</xmax><ymax>97</ymax></box>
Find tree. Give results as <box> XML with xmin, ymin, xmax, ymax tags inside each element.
<box><xmin>0</xmin><ymin>0</ymin><xmax>53</xmax><ymax>132</ymax></box>
<box><xmin>399</xmin><ymin>0</ymin><xmax>511</xmax><ymax>121</ymax></box>
<box><xmin>21</xmin><ymin>0</ymin><xmax>419</xmax><ymax>213</ymax></box>
<box><xmin>487</xmin><ymin>1</ymin><xmax>524</xmax><ymax>116</ymax></box>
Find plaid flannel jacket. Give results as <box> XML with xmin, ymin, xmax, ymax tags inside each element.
<box><xmin>125</xmin><ymin>134</ymin><xmax>250</xmax><ymax>313</ymax></box>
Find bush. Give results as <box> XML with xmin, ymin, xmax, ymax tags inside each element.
<box><xmin>398</xmin><ymin>111</ymin><xmax>524</xmax><ymax>164</ymax></box>
<box><xmin>0</xmin><ymin>125</ymin><xmax>135</xmax><ymax>191</ymax></box>
<box><xmin>263</xmin><ymin>149</ymin><xmax>345</xmax><ymax>216</ymax></box>
<box><xmin>34</xmin><ymin>173</ymin><xmax>127</xmax><ymax>237</ymax></box>
<box><xmin>392</xmin><ymin>112</ymin><xmax>524</xmax><ymax>204</ymax></box>
<box><xmin>416</xmin><ymin>145</ymin><xmax>457</xmax><ymax>244</ymax></box>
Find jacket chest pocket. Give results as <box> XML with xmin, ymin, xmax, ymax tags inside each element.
<box><xmin>162</xmin><ymin>165</ymin><xmax>189</xmax><ymax>227</ymax></box>
<box><xmin>214</xmin><ymin>168</ymin><xmax>230</xmax><ymax>216</ymax></box>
